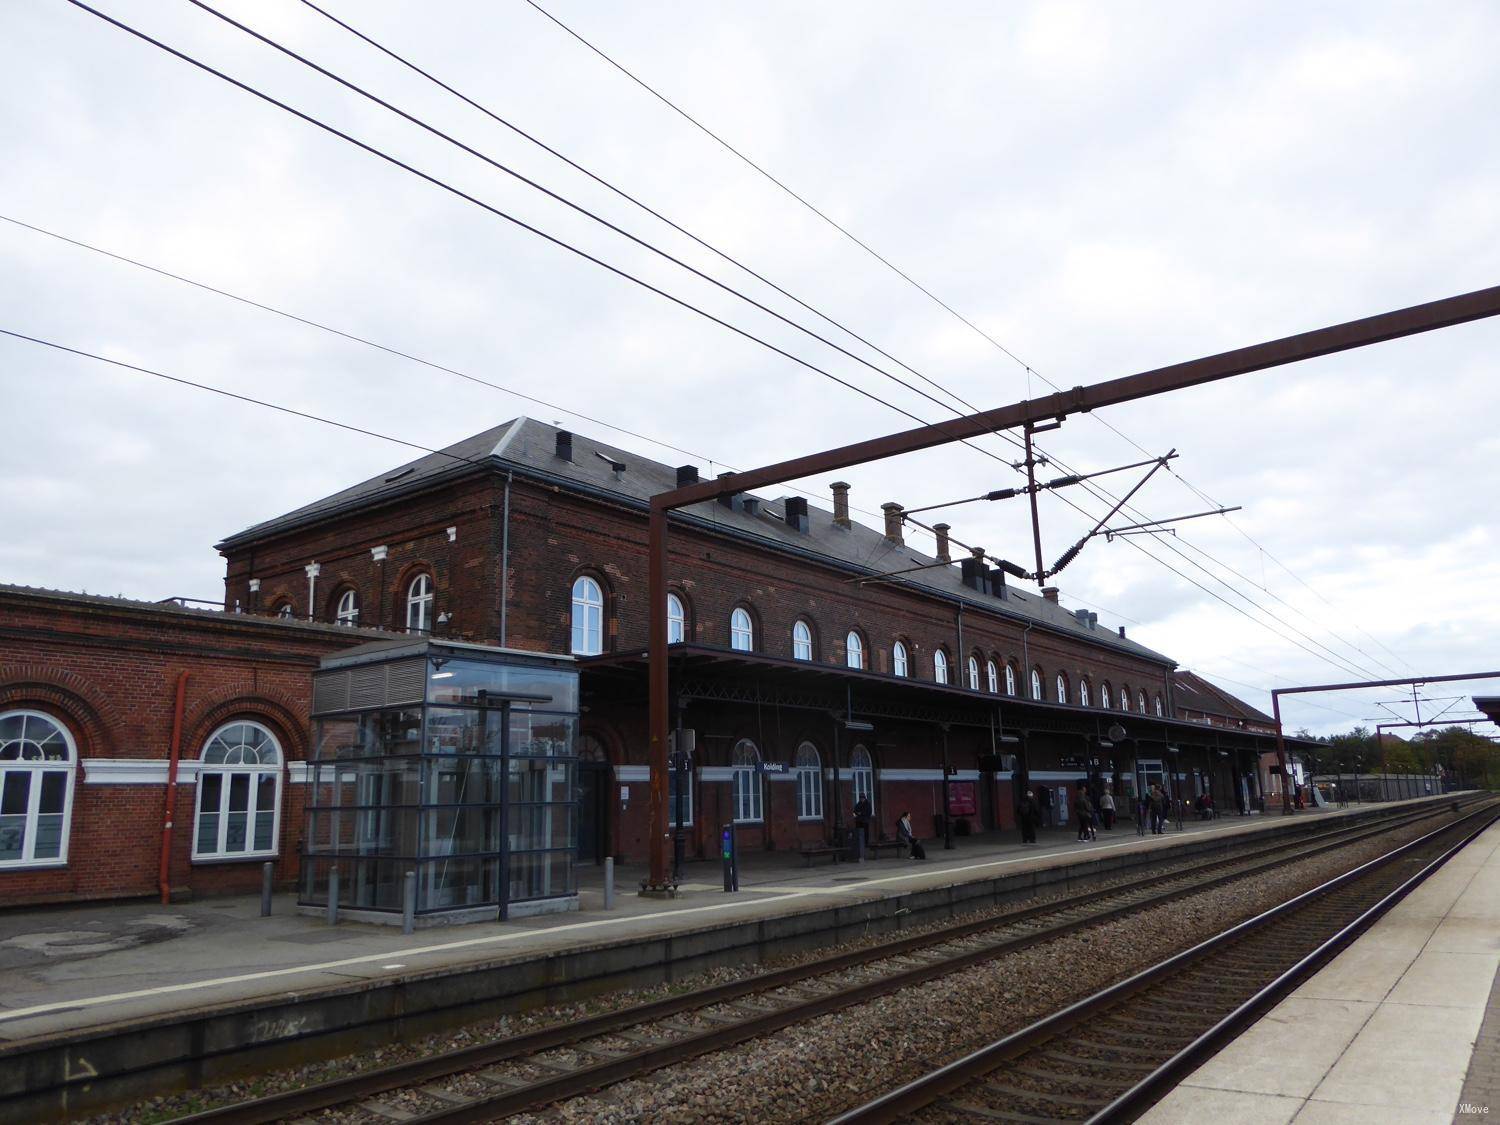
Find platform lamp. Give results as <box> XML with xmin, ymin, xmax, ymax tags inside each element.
<box><xmin>1167</xmin><ymin>745</ymin><xmax>1183</xmax><ymax>830</ymax></box>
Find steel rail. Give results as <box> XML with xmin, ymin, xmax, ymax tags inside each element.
<box><xmin>174</xmin><ymin>799</ymin><xmax>1473</xmax><ymax>1124</ymax></box>
<box><xmin>830</xmin><ymin>799</ymin><xmax>1499</xmax><ymax>1123</ymax></box>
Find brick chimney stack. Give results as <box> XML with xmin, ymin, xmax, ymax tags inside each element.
<box><xmin>933</xmin><ymin>523</ymin><xmax>951</xmax><ymax>562</ymax></box>
<box><xmin>882</xmin><ymin>502</ymin><xmax>904</xmax><ymax>544</ymax></box>
<box><xmin>1041</xmin><ymin>586</ymin><xmax>1060</xmax><ymax>603</ymax></box>
<box><xmin>831</xmin><ymin>482</ymin><xmax>851</xmax><ymax>528</ymax></box>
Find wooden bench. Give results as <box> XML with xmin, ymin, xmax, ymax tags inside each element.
<box><xmin>799</xmin><ymin>847</ymin><xmax>843</xmax><ymax>867</ymax></box>
<box><xmin>867</xmin><ymin>839</ymin><xmax>907</xmax><ymax>859</ymax></box>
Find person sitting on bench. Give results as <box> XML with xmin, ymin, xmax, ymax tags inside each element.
<box><xmin>897</xmin><ymin>811</ymin><xmax>925</xmax><ymax>859</ymax></box>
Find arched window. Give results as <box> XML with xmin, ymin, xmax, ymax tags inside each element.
<box><xmin>406</xmin><ymin>573</ymin><xmax>434</xmax><ymax>634</ymax></box>
<box><xmin>967</xmin><ymin>655</ymin><xmax>981</xmax><ymax>690</ymax></box>
<box><xmin>667</xmin><ymin>593</ymin><xmax>686</xmax><ymax>645</ymax></box>
<box><xmin>1031</xmin><ymin>668</ymin><xmax>1043</xmax><ymax>701</ymax></box>
<box><xmin>1154</xmin><ymin>693</ymin><xmax>1165</xmax><ymax>717</ymax></box>
<box><xmin>194</xmin><ymin>721</ymin><xmax>282</xmax><ymax>859</ymax></box>
<box><xmin>335</xmin><ymin>588</ymin><xmax>359</xmax><ymax>627</ymax></box>
<box><xmin>893</xmin><ymin>641</ymin><xmax>909</xmax><ymax>678</ymax></box>
<box><xmin>1101</xmin><ymin>682</ymin><xmax>1112</xmax><ymax>710</ymax></box>
<box><xmin>933</xmin><ymin>649</ymin><xmax>950</xmax><ymax>685</ymax></box>
<box><xmin>1056</xmin><ymin>672</ymin><xmax>1068</xmax><ymax>704</ymax></box>
<box><xmin>846</xmin><ymin>631</ymin><xmax>864</xmax><ymax>670</ymax></box>
<box><xmin>732</xmin><ymin>738</ymin><xmax>763</xmax><ymax>823</ymax></box>
<box><xmin>570</xmin><ymin>576</ymin><xmax>603</xmax><ymax>655</ymax></box>
<box><xmin>1120</xmin><ymin>684</ymin><xmax>1132</xmax><ymax>712</ymax></box>
<box><xmin>792</xmin><ymin>620</ymin><xmax>813</xmax><ymax>661</ymax></box>
<box><xmin>731</xmin><ymin>607</ymin><xmax>755</xmax><ymax>652</ymax></box>
<box><xmin>986</xmin><ymin>659</ymin><xmax>999</xmax><ymax>694</ymax></box>
<box><xmin>795</xmin><ymin>742</ymin><xmax>822</xmax><ymax>820</ymax></box>
<box><xmin>1138</xmin><ymin>689</ymin><xmax>1148</xmax><ymax>714</ymax></box>
<box><xmin>1005</xmin><ymin>663</ymin><xmax>1017</xmax><ymax>696</ymax></box>
<box><xmin>0</xmin><ymin>711</ymin><xmax>77</xmax><ymax>866</ymax></box>
<box><xmin>275</xmin><ymin>601</ymin><xmax>294</xmax><ymax>620</ymax></box>
<box><xmin>851</xmin><ymin>745</ymin><xmax>875</xmax><ymax>816</ymax></box>
<box><xmin>1079</xmin><ymin>678</ymin><xmax>1091</xmax><ymax>708</ymax></box>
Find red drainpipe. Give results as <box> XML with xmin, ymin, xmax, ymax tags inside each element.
<box><xmin>160</xmin><ymin>670</ymin><xmax>190</xmax><ymax>905</ymax></box>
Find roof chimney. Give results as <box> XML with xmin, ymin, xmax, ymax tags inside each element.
<box><xmin>960</xmin><ymin>547</ymin><xmax>989</xmax><ymax>593</ymax></box>
<box><xmin>783</xmin><ymin>496</ymin><xmax>809</xmax><ymax>533</ymax></box>
<box><xmin>831</xmin><ymin>481</ymin><xmax>851</xmax><ymax>528</ymax></box>
<box><xmin>741</xmin><ymin>496</ymin><xmax>760</xmax><ymax>517</ymax></box>
<box><xmin>933</xmin><ymin>522</ymin><xmax>951</xmax><ymax>563</ymax></box>
<box><xmin>1041</xmin><ymin>586</ymin><xmax>1060</xmax><ymax>603</ymax></box>
<box><xmin>1118</xmin><ymin>625</ymin><xmax>1127</xmax><ymax>639</ymax></box>
<box><xmin>716</xmin><ymin>472</ymin><xmax>741</xmax><ymax>511</ymax></box>
<box><xmin>881</xmin><ymin>502</ymin><xmax>904</xmax><ymax>545</ymax></box>
<box><xmin>676</xmin><ymin>464</ymin><xmax>699</xmax><ymax>488</ymax></box>
<box><xmin>554</xmin><ymin>430</ymin><xmax>573</xmax><ymax>461</ymax></box>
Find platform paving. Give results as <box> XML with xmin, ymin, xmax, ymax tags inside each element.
<box><xmin>0</xmin><ymin>800</ymin><xmax>1420</xmax><ymax>1047</ymax></box>
<box><xmin>1140</xmin><ymin>815</ymin><xmax>1500</xmax><ymax>1125</ymax></box>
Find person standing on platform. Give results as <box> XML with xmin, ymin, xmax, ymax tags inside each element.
<box><xmin>1099</xmin><ymin>788</ymin><xmax>1116</xmax><ymax>831</ymax></box>
<box><xmin>1149</xmin><ymin>784</ymin><xmax>1167</xmax><ymax>834</ymax></box>
<box><xmin>1019</xmin><ymin>789</ymin><xmax>1040</xmax><ymax>845</ymax></box>
<box><xmin>1074</xmin><ymin>789</ymin><xmax>1095</xmax><ymax>842</ymax></box>
<box><xmin>853</xmin><ymin>793</ymin><xmax>872</xmax><ymax>861</ymax></box>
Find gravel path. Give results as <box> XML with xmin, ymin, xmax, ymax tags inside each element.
<box><xmin>536</xmin><ymin>816</ymin><xmax>1443</xmax><ymax>1124</ymax></box>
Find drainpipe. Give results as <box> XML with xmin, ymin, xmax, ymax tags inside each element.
<box><xmin>159</xmin><ymin>670</ymin><xmax>190</xmax><ymax>905</ymax></box>
<box><xmin>500</xmin><ymin>471</ymin><xmax>512</xmax><ymax>645</ymax></box>
<box><xmin>955</xmin><ymin>602</ymin><xmax>966</xmax><ymax>685</ymax></box>
<box><xmin>1020</xmin><ymin>621</ymin><xmax>1034</xmax><ymax>694</ymax></box>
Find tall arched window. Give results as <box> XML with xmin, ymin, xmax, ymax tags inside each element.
<box><xmin>570</xmin><ymin>576</ymin><xmax>603</xmax><ymax>655</ymax></box>
<box><xmin>194</xmin><ymin>721</ymin><xmax>282</xmax><ymax>859</ymax></box>
<box><xmin>406</xmin><ymin>573</ymin><xmax>433</xmax><ymax>634</ymax></box>
<box><xmin>1031</xmin><ymin>668</ymin><xmax>1043</xmax><ymax>700</ymax></box>
<box><xmin>792</xmin><ymin>620</ymin><xmax>813</xmax><ymax>660</ymax></box>
<box><xmin>275</xmin><ymin>601</ymin><xmax>295</xmax><ymax>620</ymax></box>
<box><xmin>1138</xmin><ymin>689</ymin><xmax>1148</xmax><ymax>714</ymax></box>
<box><xmin>1005</xmin><ymin>663</ymin><xmax>1017</xmax><ymax>696</ymax></box>
<box><xmin>893</xmin><ymin>641</ymin><xmax>909</xmax><ymax>678</ymax></box>
<box><xmin>1101</xmin><ymin>682</ymin><xmax>1112</xmax><ymax>710</ymax></box>
<box><xmin>795</xmin><ymin>742</ymin><xmax>823</xmax><ymax>820</ymax></box>
<box><xmin>967</xmin><ymin>656</ymin><xmax>980</xmax><ymax>690</ymax></box>
<box><xmin>850</xmin><ymin>745</ymin><xmax>875</xmax><ymax>816</ymax></box>
<box><xmin>335</xmin><ymin>588</ymin><xmax>359</xmax><ymax>627</ymax></box>
<box><xmin>1120</xmin><ymin>684</ymin><xmax>1132</xmax><ymax>712</ymax></box>
<box><xmin>846</xmin><ymin>631</ymin><xmax>864</xmax><ymax>670</ymax></box>
<box><xmin>732</xmin><ymin>738</ymin><xmax>763</xmax><ymax>823</ymax></box>
<box><xmin>667</xmin><ymin>593</ymin><xmax>686</xmax><ymax>644</ymax></box>
<box><xmin>731</xmin><ymin>608</ymin><xmax>755</xmax><ymax>652</ymax></box>
<box><xmin>986</xmin><ymin>659</ymin><xmax>999</xmax><ymax>694</ymax></box>
<box><xmin>0</xmin><ymin>711</ymin><xmax>77</xmax><ymax>866</ymax></box>
<box><xmin>1154</xmin><ymin>693</ymin><xmax>1165</xmax><ymax>717</ymax></box>
<box><xmin>1079</xmin><ymin>678</ymin><xmax>1091</xmax><ymax>707</ymax></box>
<box><xmin>1056</xmin><ymin>672</ymin><xmax>1068</xmax><ymax>704</ymax></box>
<box><xmin>933</xmin><ymin>649</ymin><xmax>950</xmax><ymax>685</ymax></box>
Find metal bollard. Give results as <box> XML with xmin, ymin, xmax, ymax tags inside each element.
<box><xmin>604</xmin><ymin>857</ymin><xmax>615</xmax><ymax>910</ymax></box>
<box><xmin>327</xmin><ymin>866</ymin><xmax>339</xmax><ymax>926</ymax></box>
<box><xmin>402</xmin><ymin>870</ymin><xmax>416</xmax><ymax>935</ymax></box>
<box><xmin>260</xmin><ymin>861</ymin><xmax>274</xmax><ymax>917</ymax></box>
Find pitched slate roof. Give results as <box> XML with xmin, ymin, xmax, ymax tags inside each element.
<box><xmin>1173</xmin><ymin>669</ymin><xmax>1275</xmax><ymax>725</ymax></box>
<box><xmin>219</xmin><ymin>417</ymin><xmax>1175</xmax><ymax>665</ymax></box>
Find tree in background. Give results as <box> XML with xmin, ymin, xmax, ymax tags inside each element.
<box><xmin>1416</xmin><ymin>726</ymin><xmax>1500</xmax><ymax>790</ymax></box>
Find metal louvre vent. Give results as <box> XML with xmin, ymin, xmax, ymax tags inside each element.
<box><xmin>312</xmin><ymin>673</ymin><xmax>349</xmax><ymax>715</ymax></box>
<box><xmin>349</xmin><ymin>665</ymin><xmax>386</xmax><ymax>709</ymax></box>
<box><xmin>385</xmin><ymin>659</ymin><xmax>426</xmax><ymax>705</ymax></box>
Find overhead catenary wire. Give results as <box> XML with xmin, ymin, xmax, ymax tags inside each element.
<box><xmin>521</xmin><ymin>0</ymin><xmax>1411</xmax><ymax>676</ymax></box>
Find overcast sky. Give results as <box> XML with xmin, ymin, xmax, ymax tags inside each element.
<box><xmin>3</xmin><ymin>0</ymin><xmax>1498</xmax><ymax>737</ymax></box>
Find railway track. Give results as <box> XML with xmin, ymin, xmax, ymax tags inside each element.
<box><xmin>169</xmin><ymin>798</ymin><xmax>1477</xmax><ymax>1125</ymax></box>
<box><xmin>834</xmin><ymin>799</ymin><xmax>1500</xmax><ymax>1123</ymax></box>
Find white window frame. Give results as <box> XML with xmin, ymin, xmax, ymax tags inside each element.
<box><xmin>1080</xmin><ymin>680</ymin><xmax>1091</xmax><ymax>707</ymax></box>
<box><xmin>893</xmin><ymin>641</ymin><xmax>909</xmax><ymax>678</ymax></box>
<box><xmin>966</xmin><ymin>656</ymin><xmax>979</xmax><ymax>690</ymax></box>
<box><xmin>1121</xmin><ymin>686</ymin><xmax>1132</xmax><ymax>712</ymax></box>
<box><xmin>792</xmin><ymin>619</ymin><xmax>813</xmax><ymax>661</ymax></box>
<box><xmin>192</xmin><ymin>720</ymin><xmax>283</xmax><ymax>861</ymax></box>
<box><xmin>1139</xmin><ymin>690</ymin><xmax>1148</xmax><ymax>714</ymax></box>
<box><xmin>731</xmin><ymin>607</ymin><xmax>755</xmax><ymax>652</ymax></box>
<box><xmin>276</xmin><ymin>602</ymin><xmax>294</xmax><ymax>620</ymax></box>
<box><xmin>732</xmin><ymin>738</ymin><xmax>763</xmax><ymax>823</ymax></box>
<box><xmin>1006</xmin><ymin>664</ymin><xmax>1017</xmax><ymax>696</ymax></box>
<box><xmin>0</xmin><ymin>710</ymin><xmax>77</xmax><ymax>868</ymax></box>
<box><xmin>667</xmin><ymin>593</ymin><xmax>686</xmax><ymax>645</ymax></box>
<box><xmin>933</xmin><ymin>649</ymin><xmax>949</xmax><ymax>684</ymax></box>
<box><xmin>570</xmin><ymin>576</ymin><xmax>604</xmax><ymax>655</ymax></box>
<box><xmin>1056</xmin><ymin>673</ymin><xmax>1068</xmax><ymax>704</ymax></box>
<box><xmin>1155</xmin><ymin>693</ymin><xmax>1165</xmax><ymax>717</ymax></box>
<box><xmin>795</xmin><ymin>742</ymin><xmax>823</xmax><ymax>820</ymax></box>
<box><xmin>987</xmin><ymin>659</ymin><xmax>999</xmax><ymax>694</ymax></box>
<box><xmin>1031</xmin><ymin>669</ymin><xmax>1043</xmax><ymax>700</ymax></box>
<box><xmin>335</xmin><ymin>588</ymin><xmax>359</xmax><ymax>627</ymax></box>
<box><xmin>1101</xmin><ymin>683</ymin><xmax>1112</xmax><ymax>709</ymax></box>
<box><xmin>850</xmin><ymin>745</ymin><xmax>875</xmax><ymax>817</ymax></box>
<box><xmin>406</xmin><ymin>573</ymin><xmax>434</xmax><ymax>634</ymax></box>
<box><xmin>846</xmin><ymin>631</ymin><xmax>864</xmax><ymax>670</ymax></box>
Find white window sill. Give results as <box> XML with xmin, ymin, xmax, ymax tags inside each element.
<box><xmin>797</xmin><ymin>815</ymin><xmax>824</xmax><ymax>823</ymax></box>
<box><xmin>0</xmin><ymin>859</ymin><xmax>68</xmax><ymax>871</ymax></box>
<box><xmin>191</xmin><ymin>851</ymin><xmax>280</xmax><ymax>865</ymax></box>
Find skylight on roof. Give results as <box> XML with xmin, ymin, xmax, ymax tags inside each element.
<box><xmin>384</xmin><ymin>467</ymin><xmax>415</xmax><ymax>483</ymax></box>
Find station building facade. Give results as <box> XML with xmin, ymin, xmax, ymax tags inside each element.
<box><xmin>0</xmin><ymin>417</ymin><xmax>1295</xmax><ymax>905</ymax></box>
